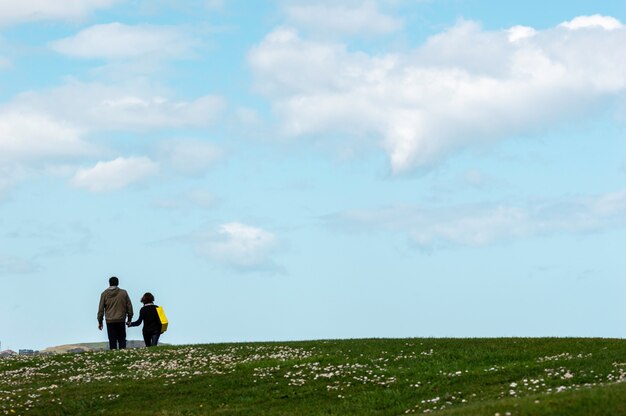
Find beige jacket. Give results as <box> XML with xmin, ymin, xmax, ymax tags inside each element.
<box><xmin>97</xmin><ymin>287</ymin><xmax>134</xmax><ymax>324</ymax></box>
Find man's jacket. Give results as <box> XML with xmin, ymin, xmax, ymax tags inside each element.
<box><xmin>98</xmin><ymin>287</ymin><xmax>134</xmax><ymax>324</ymax></box>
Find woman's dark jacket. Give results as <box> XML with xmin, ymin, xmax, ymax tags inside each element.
<box><xmin>129</xmin><ymin>304</ymin><xmax>161</xmax><ymax>335</ymax></box>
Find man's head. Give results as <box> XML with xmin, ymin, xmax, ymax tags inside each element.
<box><xmin>109</xmin><ymin>276</ymin><xmax>119</xmax><ymax>287</ymax></box>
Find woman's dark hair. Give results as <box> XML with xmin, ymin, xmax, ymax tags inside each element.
<box><xmin>140</xmin><ymin>292</ymin><xmax>155</xmax><ymax>304</ymax></box>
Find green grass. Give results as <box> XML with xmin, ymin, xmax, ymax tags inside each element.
<box><xmin>1</xmin><ymin>338</ymin><xmax>625</xmax><ymax>415</ymax></box>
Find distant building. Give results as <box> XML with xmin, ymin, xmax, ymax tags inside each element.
<box><xmin>18</xmin><ymin>349</ymin><xmax>37</xmax><ymax>356</ymax></box>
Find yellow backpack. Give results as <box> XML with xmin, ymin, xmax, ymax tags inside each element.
<box><xmin>156</xmin><ymin>306</ymin><xmax>168</xmax><ymax>333</ymax></box>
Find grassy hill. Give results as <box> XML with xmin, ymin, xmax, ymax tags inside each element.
<box><xmin>1</xmin><ymin>338</ymin><xmax>625</xmax><ymax>415</ymax></box>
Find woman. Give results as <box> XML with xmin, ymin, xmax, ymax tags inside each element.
<box><xmin>128</xmin><ymin>292</ymin><xmax>162</xmax><ymax>347</ymax></box>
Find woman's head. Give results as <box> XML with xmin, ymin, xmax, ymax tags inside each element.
<box><xmin>140</xmin><ymin>292</ymin><xmax>155</xmax><ymax>304</ymax></box>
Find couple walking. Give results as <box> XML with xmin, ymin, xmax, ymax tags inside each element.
<box><xmin>97</xmin><ymin>276</ymin><xmax>163</xmax><ymax>349</ymax></box>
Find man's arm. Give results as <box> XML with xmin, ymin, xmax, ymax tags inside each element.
<box><xmin>97</xmin><ymin>292</ymin><xmax>106</xmax><ymax>330</ymax></box>
<box><xmin>126</xmin><ymin>292</ymin><xmax>134</xmax><ymax>323</ymax></box>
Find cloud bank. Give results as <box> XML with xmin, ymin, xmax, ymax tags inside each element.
<box><xmin>12</xmin><ymin>81</ymin><xmax>224</xmax><ymax>132</ymax></box>
<box><xmin>0</xmin><ymin>0</ymin><xmax>123</xmax><ymax>26</ymax></box>
<box><xmin>250</xmin><ymin>15</ymin><xmax>626</xmax><ymax>174</ymax></box>
<box><xmin>331</xmin><ymin>190</ymin><xmax>626</xmax><ymax>249</ymax></box>
<box><xmin>50</xmin><ymin>23</ymin><xmax>197</xmax><ymax>60</ymax></box>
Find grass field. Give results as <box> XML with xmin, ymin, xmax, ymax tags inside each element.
<box><xmin>1</xmin><ymin>338</ymin><xmax>625</xmax><ymax>415</ymax></box>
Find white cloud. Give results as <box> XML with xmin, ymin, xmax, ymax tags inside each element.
<box><xmin>159</xmin><ymin>139</ymin><xmax>222</xmax><ymax>175</ymax></box>
<box><xmin>0</xmin><ymin>110</ymin><xmax>93</xmax><ymax>163</ymax></box>
<box><xmin>331</xmin><ymin>190</ymin><xmax>626</xmax><ymax>248</ymax></box>
<box><xmin>0</xmin><ymin>110</ymin><xmax>95</xmax><ymax>195</ymax></box>
<box><xmin>0</xmin><ymin>0</ymin><xmax>123</xmax><ymax>26</ymax></box>
<box><xmin>0</xmin><ymin>80</ymin><xmax>223</xmax><ymax>193</ymax></box>
<box><xmin>50</xmin><ymin>23</ymin><xmax>197</xmax><ymax>60</ymax></box>
<box><xmin>12</xmin><ymin>81</ymin><xmax>225</xmax><ymax>131</ymax></box>
<box><xmin>285</xmin><ymin>0</ymin><xmax>402</xmax><ymax>36</ymax></box>
<box><xmin>70</xmin><ymin>156</ymin><xmax>158</xmax><ymax>192</ymax></box>
<box><xmin>560</xmin><ymin>15</ymin><xmax>623</xmax><ymax>31</ymax></box>
<box><xmin>197</xmin><ymin>222</ymin><xmax>278</xmax><ymax>269</ymax></box>
<box><xmin>507</xmin><ymin>25</ymin><xmax>536</xmax><ymax>42</ymax></box>
<box><xmin>249</xmin><ymin>16</ymin><xmax>626</xmax><ymax>173</ymax></box>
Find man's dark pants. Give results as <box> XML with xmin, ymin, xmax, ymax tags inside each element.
<box><xmin>106</xmin><ymin>322</ymin><xmax>127</xmax><ymax>349</ymax></box>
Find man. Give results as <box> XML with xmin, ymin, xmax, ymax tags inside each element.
<box><xmin>97</xmin><ymin>276</ymin><xmax>133</xmax><ymax>349</ymax></box>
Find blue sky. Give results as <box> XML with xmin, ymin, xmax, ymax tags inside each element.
<box><xmin>1</xmin><ymin>0</ymin><xmax>626</xmax><ymax>351</ymax></box>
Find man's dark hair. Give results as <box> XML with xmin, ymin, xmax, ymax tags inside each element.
<box><xmin>141</xmin><ymin>292</ymin><xmax>155</xmax><ymax>304</ymax></box>
<box><xmin>109</xmin><ymin>276</ymin><xmax>119</xmax><ymax>286</ymax></box>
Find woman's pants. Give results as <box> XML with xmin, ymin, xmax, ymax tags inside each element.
<box><xmin>143</xmin><ymin>331</ymin><xmax>160</xmax><ymax>347</ymax></box>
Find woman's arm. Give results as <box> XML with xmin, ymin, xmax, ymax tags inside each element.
<box><xmin>129</xmin><ymin>307</ymin><xmax>144</xmax><ymax>327</ymax></box>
